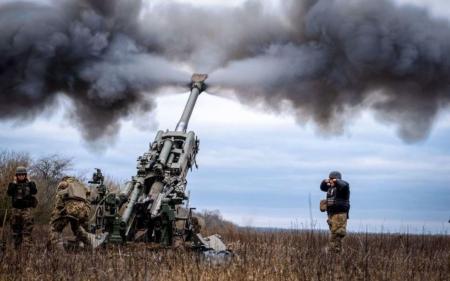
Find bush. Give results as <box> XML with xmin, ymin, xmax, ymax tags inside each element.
<box><xmin>196</xmin><ymin>209</ymin><xmax>238</xmax><ymax>237</ymax></box>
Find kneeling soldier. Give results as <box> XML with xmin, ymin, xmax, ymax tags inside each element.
<box><xmin>320</xmin><ymin>171</ymin><xmax>350</xmax><ymax>254</ymax></box>
<box><xmin>7</xmin><ymin>166</ymin><xmax>38</xmax><ymax>249</ymax></box>
<box><xmin>48</xmin><ymin>176</ymin><xmax>92</xmax><ymax>249</ymax></box>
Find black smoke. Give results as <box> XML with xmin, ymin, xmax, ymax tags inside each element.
<box><xmin>0</xmin><ymin>0</ymin><xmax>188</xmax><ymax>141</ymax></box>
<box><xmin>1</xmin><ymin>0</ymin><xmax>450</xmax><ymax>142</ymax></box>
<box><xmin>208</xmin><ymin>0</ymin><xmax>450</xmax><ymax>142</ymax></box>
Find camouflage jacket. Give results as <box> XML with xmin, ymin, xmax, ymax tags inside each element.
<box><xmin>52</xmin><ymin>178</ymin><xmax>90</xmax><ymax>216</ymax></box>
<box><xmin>56</xmin><ymin>178</ymin><xmax>90</xmax><ymax>203</ymax></box>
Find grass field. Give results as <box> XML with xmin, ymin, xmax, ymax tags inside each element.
<box><xmin>0</xmin><ymin>226</ymin><xmax>448</xmax><ymax>281</ymax></box>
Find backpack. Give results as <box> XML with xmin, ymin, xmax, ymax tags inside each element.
<box><xmin>320</xmin><ymin>199</ymin><xmax>327</xmax><ymax>212</ymax></box>
<box><xmin>63</xmin><ymin>178</ymin><xmax>88</xmax><ymax>201</ymax></box>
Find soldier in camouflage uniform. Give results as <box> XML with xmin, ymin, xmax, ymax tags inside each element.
<box><xmin>6</xmin><ymin>166</ymin><xmax>38</xmax><ymax>249</ymax></box>
<box><xmin>48</xmin><ymin>176</ymin><xmax>92</xmax><ymax>249</ymax></box>
<box><xmin>320</xmin><ymin>171</ymin><xmax>350</xmax><ymax>254</ymax></box>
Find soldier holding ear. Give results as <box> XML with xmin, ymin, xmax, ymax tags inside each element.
<box><xmin>320</xmin><ymin>171</ymin><xmax>350</xmax><ymax>254</ymax></box>
<box><xmin>7</xmin><ymin>166</ymin><xmax>38</xmax><ymax>249</ymax></box>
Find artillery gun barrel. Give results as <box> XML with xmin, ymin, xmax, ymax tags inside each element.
<box><xmin>91</xmin><ymin>73</ymin><xmax>232</xmax><ymax>255</ymax></box>
<box><xmin>94</xmin><ymin>74</ymin><xmax>211</xmax><ymax>246</ymax></box>
<box><xmin>121</xmin><ymin>179</ymin><xmax>143</xmax><ymax>224</ymax></box>
<box><xmin>175</xmin><ymin>74</ymin><xmax>208</xmax><ymax>132</ymax></box>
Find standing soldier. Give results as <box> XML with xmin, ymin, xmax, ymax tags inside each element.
<box><xmin>7</xmin><ymin>166</ymin><xmax>38</xmax><ymax>249</ymax></box>
<box><xmin>320</xmin><ymin>171</ymin><xmax>350</xmax><ymax>254</ymax></box>
<box><xmin>48</xmin><ymin>176</ymin><xmax>92</xmax><ymax>249</ymax></box>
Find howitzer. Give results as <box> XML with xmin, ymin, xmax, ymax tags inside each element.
<box><xmin>90</xmin><ymin>74</ymin><xmax>230</xmax><ymax>254</ymax></box>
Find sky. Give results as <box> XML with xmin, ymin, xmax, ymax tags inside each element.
<box><xmin>0</xmin><ymin>0</ymin><xmax>449</xmax><ymax>234</ymax></box>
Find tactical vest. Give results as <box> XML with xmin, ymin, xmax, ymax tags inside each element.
<box><xmin>14</xmin><ymin>182</ymin><xmax>31</xmax><ymax>199</ymax></box>
<box><xmin>326</xmin><ymin>186</ymin><xmax>350</xmax><ymax>212</ymax></box>
<box><xmin>10</xmin><ymin>182</ymin><xmax>37</xmax><ymax>208</ymax></box>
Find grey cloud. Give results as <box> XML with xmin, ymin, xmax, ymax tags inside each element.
<box><xmin>2</xmin><ymin>0</ymin><xmax>450</xmax><ymax>142</ymax></box>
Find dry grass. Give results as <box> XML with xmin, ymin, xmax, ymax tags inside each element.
<box><xmin>0</xmin><ymin>226</ymin><xmax>448</xmax><ymax>281</ymax></box>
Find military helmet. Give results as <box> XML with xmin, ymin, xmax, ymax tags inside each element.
<box><xmin>61</xmin><ymin>175</ymin><xmax>73</xmax><ymax>181</ymax></box>
<box><xmin>329</xmin><ymin>171</ymin><xmax>342</xmax><ymax>180</ymax></box>
<box><xmin>15</xmin><ymin>166</ymin><xmax>28</xmax><ymax>175</ymax></box>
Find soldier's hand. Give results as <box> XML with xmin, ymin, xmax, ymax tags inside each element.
<box><xmin>326</xmin><ymin>178</ymin><xmax>337</xmax><ymax>186</ymax></box>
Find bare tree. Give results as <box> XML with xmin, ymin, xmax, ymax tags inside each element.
<box><xmin>30</xmin><ymin>155</ymin><xmax>73</xmax><ymax>223</ymax></box>
<box><xmin>0</xmin><ymin>150</ymin><xmax>31</xmax><ymax>189</ymax></box>
<box><xmin>198</xmin><ymin>209</ymin><xmax>237</xmax><ymax>235</ymax></box>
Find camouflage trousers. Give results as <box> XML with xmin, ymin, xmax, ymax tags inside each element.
<box><xmin>10</xmin><ymin>208</ymin><xmax>34</xmax><ymax>249</ymax></box>
<box><xmin>48</xmin><ymin>201</ymin><xmax>91</xmax><ymax>248</ymax></box>
<box><xmin>327</xmin><ymin>213</ymin><xmax>348</xmax><ymax>253</ymax></box>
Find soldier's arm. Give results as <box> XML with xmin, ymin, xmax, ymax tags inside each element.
<box><xmin>54</xmin><ymin>193</ymin><xmax>65</xmax><ymax>210</ymax></box>
<box><xmin>54</xmin><ymin>181</ymin><xmax>68</xmax><ymax>209</ymax></box>
<box><xmin>320</xmin><ymin>179</ymin><xmax>329</xmax><ymax>192</ymax></box>
<box><xmin>7</xmin><ymin>183</ymin><xmax>15</xmax><ymax>196</ymax></box>
<box><xmin>335</xmin><ymin>179</ymin><xmax>349</xmax><ymax>192</ymax></box>
<box><xmin>29</xmin><ymin>181</ymin><xmax>37</xmax><ymax>195</ymax></box>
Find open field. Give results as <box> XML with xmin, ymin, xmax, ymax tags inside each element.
<box><xmin>0</xmin><ymin>226</ymin><xmax>448</xmax><ymax>281</ymax></box>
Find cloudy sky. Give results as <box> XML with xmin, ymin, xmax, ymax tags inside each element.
<box><xmin>0</xmin><ymin>0</ymin><xmax>449</xmax><ymax>233</ymax></box>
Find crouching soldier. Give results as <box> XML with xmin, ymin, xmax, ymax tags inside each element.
<box><xmin>48</xmin><ymin>176</ymin><xmax>92</xmax><ymax>249</ymax></box>
<box><xmin>7</xmin><ymin>166</ymin><xmax>38</xmax><ymax>249</ymax></box>
<box><xmin>320</xmin><ymin>171</ymin><xmax>350</xmax><ymax>254</ymax></box>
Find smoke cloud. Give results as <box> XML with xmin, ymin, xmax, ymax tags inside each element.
<box><xmin>207</xmin><ymin>0</ymin><xmax>450</xmax><ymax>142</ymax></box>
<box><xmin>0</xmin><ymin>0</ymin><xmax>189</xmax><ymax>141</ymax></box>
<box><xmin>1</xmin><ymin>0</ymin><xmax>450</xmax><ymax>142</ymax></box>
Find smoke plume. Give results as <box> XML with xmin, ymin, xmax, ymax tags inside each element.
<box><xmin>0</xmin><ymin>0</ymin><xmax>189</xmax><ymax>141</ymax></box>
<box><xmin>207</xmin><ymin>0</ymin><xmax>450</xmax><ymax>142</ymax></box>
<box><xmin>1</xmin><ymin>0</ymin><xmax>450</xmax><ymax>142</ymax></box>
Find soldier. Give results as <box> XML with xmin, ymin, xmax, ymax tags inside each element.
<box><xmin>48</xmin><ymin>176</ymin><xmax>92</xmax><ymax>249</ymax></box>
<box><xmin>6</xmin><ymin>166</ymin><xmax>38</xmax><ymax>249</ymax></box>
<box><xmin>320</xmin><ymin>171</ymin><xmax>350</xmax><ymax>254</ymax></box>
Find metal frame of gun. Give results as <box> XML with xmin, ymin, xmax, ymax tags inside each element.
<box><xmin>89</xmin><ymin>74</ymin><xmax>230</xmax><ymax>254</ymax></box>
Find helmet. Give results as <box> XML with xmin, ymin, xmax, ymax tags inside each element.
<box><xmin>15</xmin><ymin>166</ymin><xmax>28</xmax><ymax>175</ymax></box>
<box><xmin>61</xmin><ymin>176</ymin><xmax>74</xmax><ymax>182</ymax></box>
<box><xmin>329</xmin><ymin>171</ymin><xmax>342</xmax><ymax>180</ymax></box>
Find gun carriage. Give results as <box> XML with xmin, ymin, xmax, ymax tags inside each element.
<box><xmin>89</xmin><ymin>74</ymin><xmax>228</xmax><ymax>254</ymax></box>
